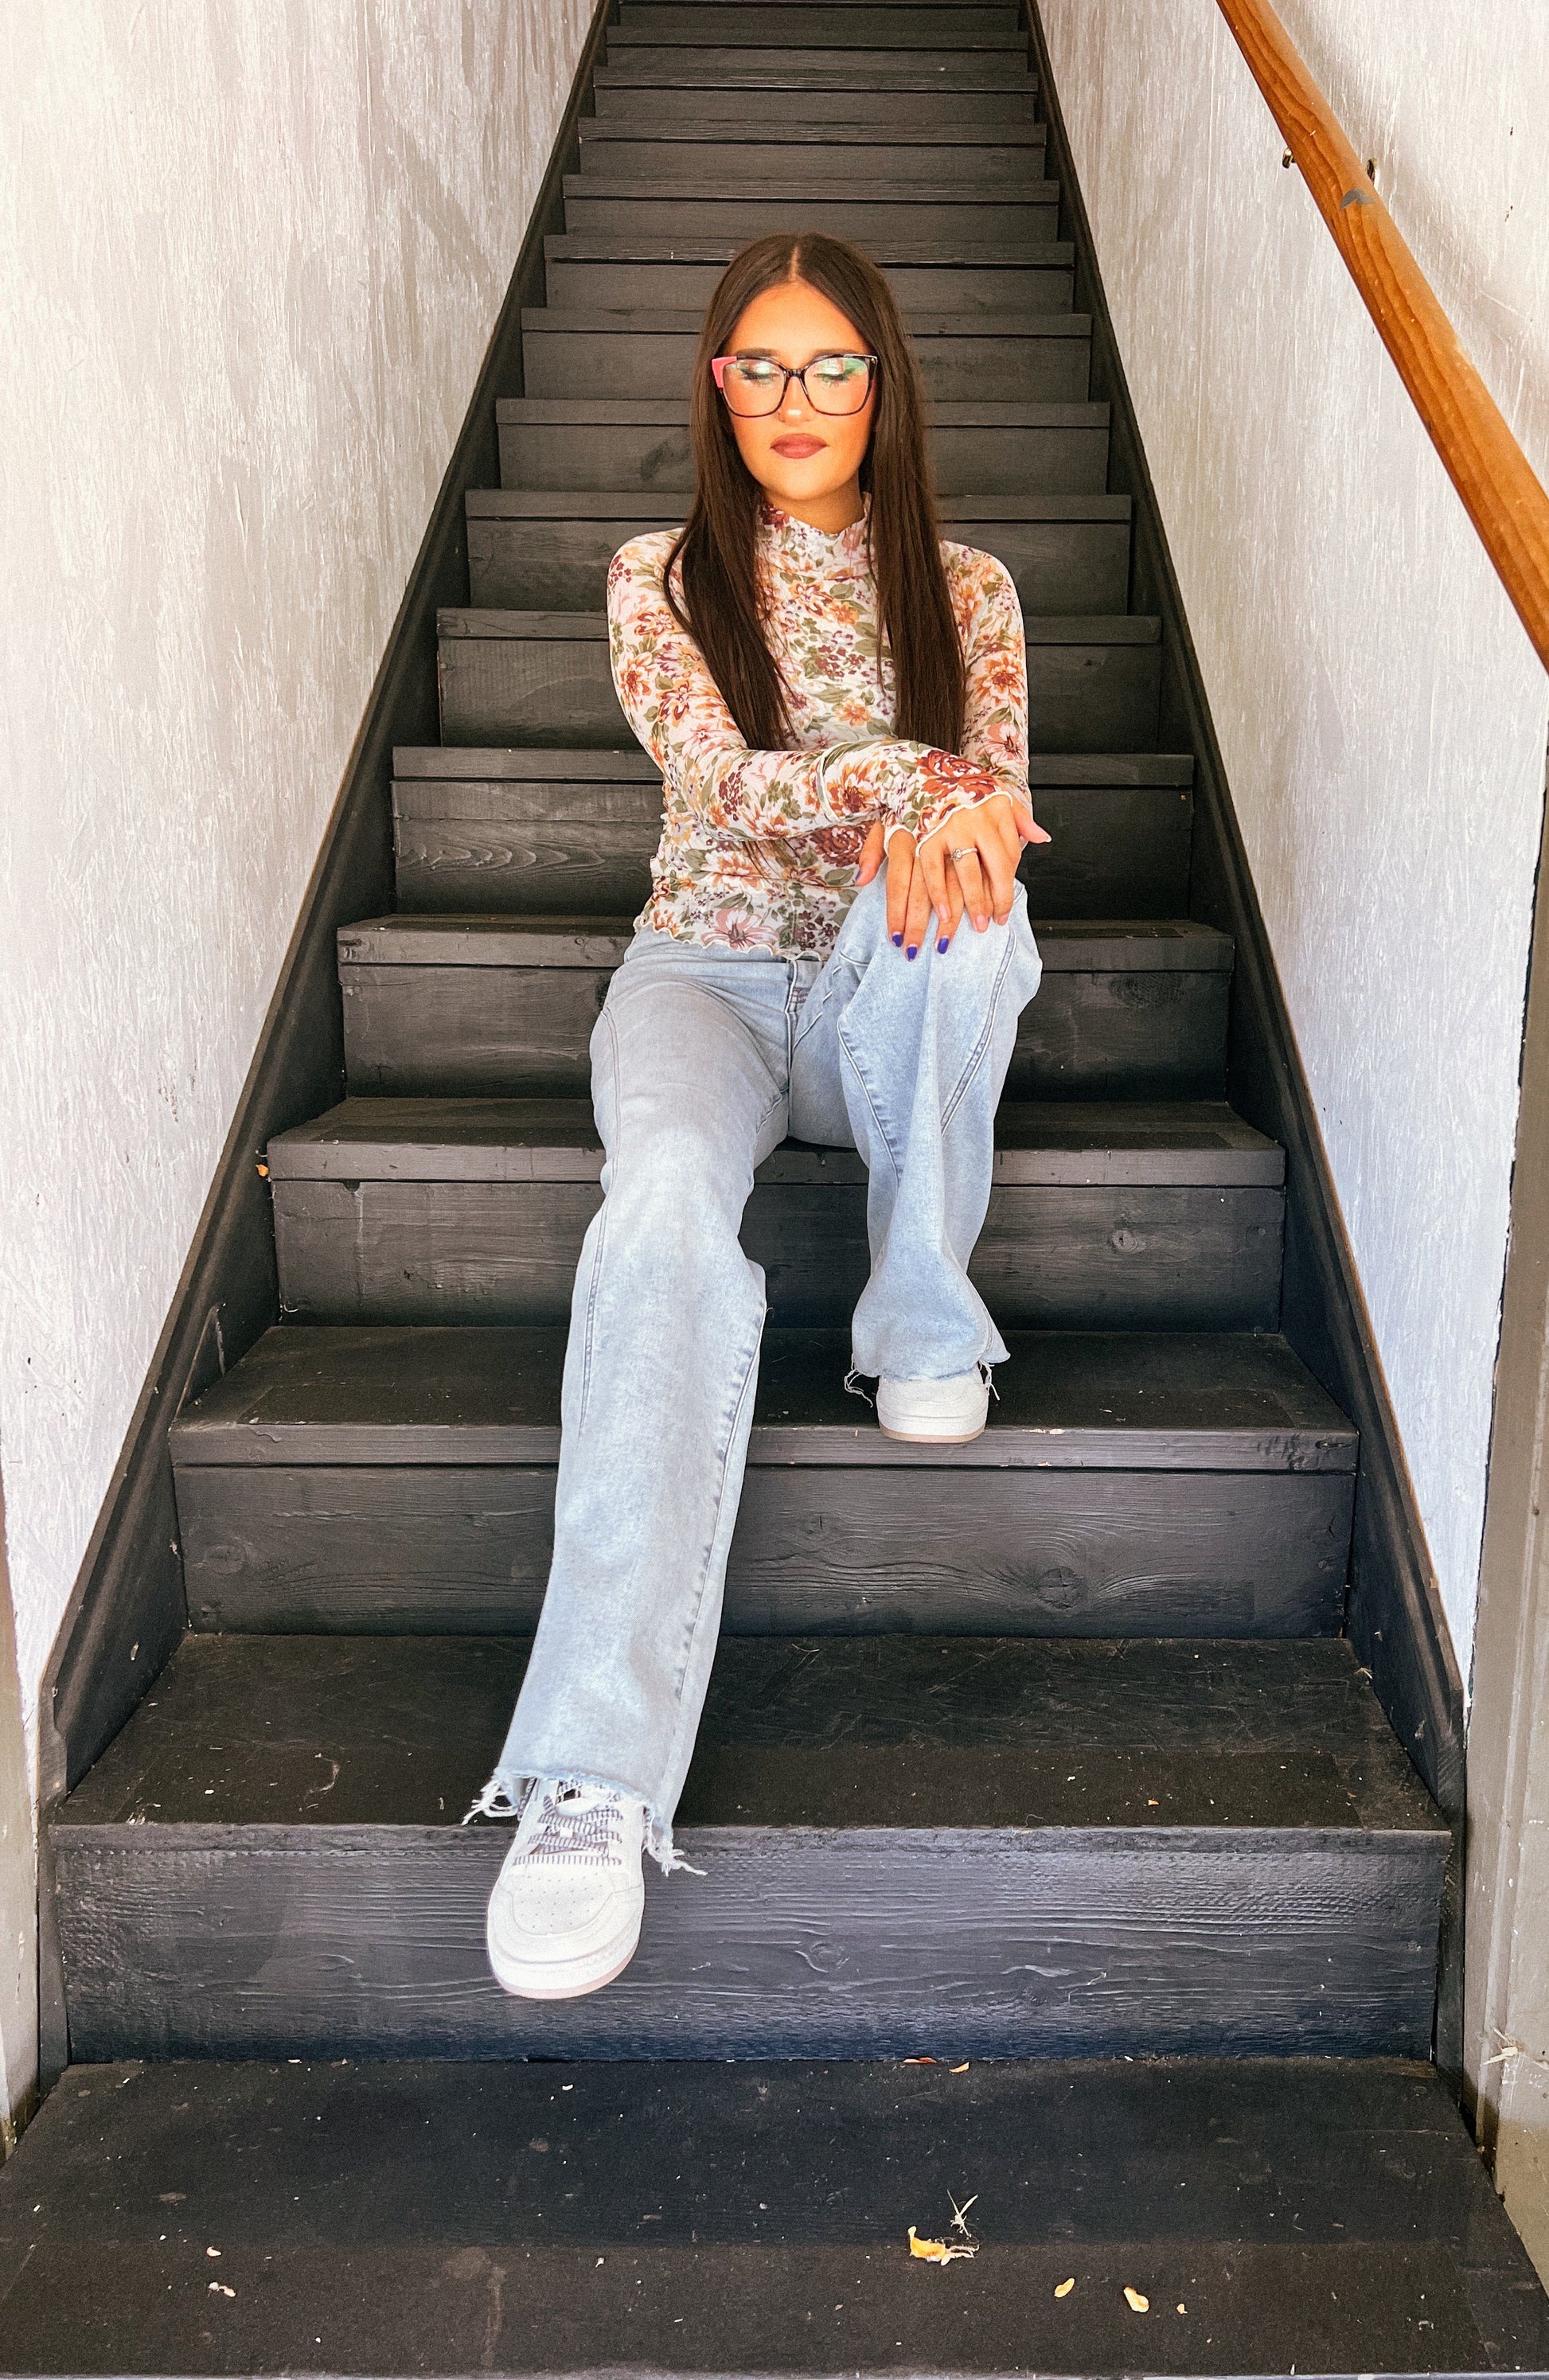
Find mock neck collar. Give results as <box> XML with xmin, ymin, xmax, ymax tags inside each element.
<box><xmin>757</xmin><ymin>494</ymin><xmax>871</xmax><ymax>573</ymax></box>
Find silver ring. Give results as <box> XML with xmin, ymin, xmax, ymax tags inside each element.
<box><xmin>949</xmin><ymin>845</ymin><xmax>977</xmax><ymax>861</ymax></box>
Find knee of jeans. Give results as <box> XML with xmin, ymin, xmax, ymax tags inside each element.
<box><xmin>607</xmin><ymin>1108</ymin><xmax>753</xmax><ymax>1227</ymax></box>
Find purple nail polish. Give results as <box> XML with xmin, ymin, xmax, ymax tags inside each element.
<box><xmin>906</xmin><ymin>944</ymin><xmax>918</xmax><ymax>961</ymax></box>
<box><xmin>938</xmin><ymin>935</ymin><xmax>950</xmax><ymax>953</ymax></box>
<box><xmin>892</xmin><ymin>932</ymin><xmax>903</xmax><ymax>946</ymax></box>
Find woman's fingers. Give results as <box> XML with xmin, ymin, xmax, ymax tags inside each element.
<box><xmin>934</xmin><ymin>848</ymin><xmax>966</xmax><ymax>949</ymax></box>
<box><xmin>904</xmin><ymin>847</ymin><xmax>934</xmax><ymax>957</ymax></box>
<box><xmin>856</xmin><ymin>817</ymin><xmax>888</xmax><ymax>885</ymax></box>
<box><xmin>954</xmin><ymin>845</ymin><xmax>989</xmax><ymax>931</ymax></box>
<box><xmin>885</xmin><ymin>829</ymin><xmax>916</xmax><ymax>945</ymax></box>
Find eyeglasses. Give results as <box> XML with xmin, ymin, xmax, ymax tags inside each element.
<box><xmin>711</xmin><ymin>351</ymin><xmax>878</xmax><ymax>418</ymax></box>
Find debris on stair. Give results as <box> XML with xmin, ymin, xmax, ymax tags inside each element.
<box><xmin>1055</xmin><ymin>2277</ymin><xmax>1075</xmax><ymax>2298</ymax></box>
<box><xmin>907</xmin><ymin>2225</ymin><xmax>977</xmax><ymax>2265</ymax></box>
<box><xmin>1124</xmin><ymin>2285</ymin><xmax>1150</xmax><ymax>2312</ymax></box>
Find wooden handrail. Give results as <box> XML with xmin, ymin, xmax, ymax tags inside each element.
<box><xmin>1216</xmin><ymin>0</ymin><xmax>1549</xmax><ymax>672</ymax></box>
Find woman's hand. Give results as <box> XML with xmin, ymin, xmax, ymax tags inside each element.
<box><xmin>856</xmin><ymin>793</ymin><xmax>1052</xmax><ymax>955</ymax></box>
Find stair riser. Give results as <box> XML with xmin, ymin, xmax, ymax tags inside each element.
<box><xmin>614</xmin><ymin>4</ymin><xmax>1026</xmax><ymax>39</ymax></box>
<box><xmin>392</xmin><ymin>782</ymin><xmax>1192</xmax><ymax>920</ymax></box>
<box><xmin>339</xmin><ymin>965</ymin><xmax>1231</xmax><ymax>1102</ymax></box>
<box><xmin>613</xmin><ymin>21</ymin><xmax>1026</xmax><ymax>57</ymax></box>
<box><xmin>544</xmin><ymin>257</ymin><xmax>1075</xmax><ymax>313</ymax></box>
<box><xmin>469</xmin><ymin>511</ymin><xmax>1127</xmax><ymax>618</ymax></box>
<box><xmin>564</xmin><ymin>197</ymin><xmax>1061</xmax><ymax>244</ymax></box>
<box><xmin>523</xmin><ymin>328</ymin><xmax>1091</xmax><ymax>405</ymax></box>
<box><xmin>573</xmin><ymin>139</ymin><xmax>1044</xmax><ymax>185</ymax></box>
<box><xmin>597</xmin><ymin>52</ymin><xmax>1034</xmax><ymax>89</ymax></box>
<box><xmin>270</xmin><ymin>1179</ymin><xmax>1283</xmax><ymax>1331</ymax></box>
<box><xmin>499</xmin><ymin>416</ymin><xmax>1107</xmax><ymax>494</ymax></box>
<box><xmin>52</xmin><ymin>1829</ymin><xmax>1444</xmax><ymax>2062</ymax></box>
<box><xmin>176</xmin><ymin>1461</ymin><xmax>1352</xmax><ymax>1637</ymax></box>
<box><xmin>436</xmin><ymin>633</ymin><xmax>1159</xmax><ymax>754</ymax></box>
<box><xmin>589</xmin><ymin>88</ymin><xmax>1043</xmax><ymax>128</ymax></box>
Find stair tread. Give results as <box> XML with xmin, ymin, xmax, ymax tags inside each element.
<box><xmin>594</xmin><ymin>56</ymin><xmax>1037</xmax><ymax>90</ymax></box>
<box><xmin>438</xmin><ymin>606</ymin><xmax>1160</xmax><ymax>646</ymax></box>
<box><xmin>54</xmin><ymin>1632</ymin><xmax>1438</xmax><ymax>1836</ymax></box>
<box><xmin>338</xmin><ymin>914</ymin><xmax>1231</xmax><ymax>970</ymax></box>
<box><xmin>521</xmin><ymin>305</ymin><xmax>1091</xmax><ymax>337</ymax></box>
<box><xmin>268</xmin><ymin>1095</ymin><xmax>1283</xmax><ymax>1186</ymax></box>
<box><xmin>547</xmin><ymin>231</ymin><xmax>1071</xmax><ymax>263</ymax></box>
<box><xmin>462</xmin><ymin>490</ymin><xmax>1132</xmax><ymax>521</ymax></box>
<box><xmin>12</xmin><ymin>2055</ymin><xmax>1539</xmax><ymax>2379</ymax></box>
<box><xmin>392</xmin><ymin>743</ymin><xmax>1191</xmax><ymax>783</ymax></box>
<box><xmin>579</xmin><ymin>119</ymin><xmax>1047</xmax><ymax>146</ymax></box>
<box><xmin>497</xmin><ymin>396</ymin><xmax>1107</xmax><ymax>426</ymax></box>
<box><xmin>564</xmin><ymin>172</ymin><xmax>1057</xmax><ymax>200</ymax></box>
<box><xmin>170</xmin><ymin>1322</ymin><xmax>1356</xmax><ymax>1472</ymax></box>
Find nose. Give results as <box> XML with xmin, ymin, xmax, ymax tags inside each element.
<box><xmin>779</xmin><ymin>373</ymin><xmax>814</xmax><ymax>421</ymax></box>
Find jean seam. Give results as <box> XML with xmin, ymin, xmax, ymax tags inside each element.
<box><xmin>576</xmin><ymin>1005</ymin><xmax>622</xmax><ymax>1430</ymax></box>
<box><xmin>654</xmin><ymin>1311</ymin><xmax>764</xmax><ymax>1801</ymax></box>
<box><xmin>940</xmin><ymin>926</ymin><xmax>1019</xmax><ymax>1136</ymax></box>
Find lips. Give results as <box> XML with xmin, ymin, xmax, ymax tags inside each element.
<box><xmin>771</xmin><ymin>435</ymin><xmax>826</xmax><ymax>458</ymax></box>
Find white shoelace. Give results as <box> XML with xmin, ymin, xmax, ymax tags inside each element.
<box><xmin>520</xmin><ymin>1781</ymin><xmax>627</xmax><ymax>1867</ymax></box>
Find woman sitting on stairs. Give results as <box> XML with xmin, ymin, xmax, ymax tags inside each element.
<box><xmin>466</xmin><ymin>229</ymin><xmax>1050</xmax><ymax>2001</ymax></box>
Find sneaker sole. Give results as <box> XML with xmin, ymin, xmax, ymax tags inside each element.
<box><xmin>487</xmin><ymin>1912</ymin><xmax>643</xmax><ymax>2002</ymax></box>
<box><xmin>877</xmin><ymin>1412</ymin><xmax>989</xmax><ymax>1444</ymax></box>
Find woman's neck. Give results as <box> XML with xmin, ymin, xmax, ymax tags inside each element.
<box><xmin>765</xmin><ymin>476</ymin><xmax>866</xmax><ymax>535</ymax></box>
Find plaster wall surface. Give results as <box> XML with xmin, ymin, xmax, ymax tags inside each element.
<box><xmin>0</xmin><ymin>0</ymin><xmax>595</xmax><ymax>2128</ymax></box>
<box><xmin>1037</xmin><ymin>0</ymin><xmax>1549</xmax><ymax>1672</ymax></box>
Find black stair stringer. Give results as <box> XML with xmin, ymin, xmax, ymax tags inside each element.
<box><xmin>1022</xmin><ymin>0</ymin><xmax>1468</xmax><ymax>2078</ymax></box>
<box><xmin>29</xmin><ymin>0</ymin><xmax>620</xmax><ymax>2090</ymax></box>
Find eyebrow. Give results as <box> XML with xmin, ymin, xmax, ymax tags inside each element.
<box><xmin>729</xmin><ymin>345</ymin><xmax>860</xmax><ymax>365</ymax></box>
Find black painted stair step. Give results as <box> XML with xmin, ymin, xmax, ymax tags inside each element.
<box><xmin>172</xmin><ymin>1321</ymin><xmax>1357</xmax><ymax>1470</ymax></box>
<box><xmin>173</xmin><ymin>1321</ymin><xmax>1356</xmax><ymax>1634</ymax></box>
<box><xmin>564</xmin><ymin>193</ymin><xmax>1060</xmax><ymax>245</ymax></box>
<box><xmin>578</xmin><ymin>118</ymin><xmax>1048</xmax><ymax>154</ymax></box>
<box><xmin>465</xmin><ymin>488</ymin><xmax>1129</xmax><ymax>616</ymax></box>
<box><xmin>497</xmin><ymin>396</ymin><xmax>1111</xmax><ymax>497</ymax></box>
<box><xmin>169</xmin><ymin>1325</ymin><xmax>1356</xmax><ymax>1642</ymax></box>
<box><xmin>5</xmin><ymin>2058</ymin><xmax>1545</xmax><ymax>2380</ymax></box>
<box><xmin>589</xmin><ymin>83</ymin><xmax>1043</xmax><ymax>126</ymax></box>
<box><xmin>435</xmin><ymin>607</ymin><xmax>1158</xmax><ymax>752</ymax></box>
<box><xmin>268</xmin><ymin>1094</ymin><xmax>1284</xmax><ymax>1185</ymax></box>
<box><xmin>521</xmin><ymin>307</ymin><xmax>1092</xmax><ymax>404</ymax></box>
<box><xmin>50</xmin><ymin>1633</ymin><xmax>1444</xmax><ymax>2061</ymax></box>
<box><xmin>544</xmin><ymin>244</ymin><xmax>1075</xmax><ymax>312</ymax></box>
<box><xmin>265</xmin><ymin>1096</ymin><xmax>1283</xmax><ymax>1333</ymax></box>
<box><xmin>337</xmin><ymin>915</ymin><xmax>1231</xmax><ymax>1101</ymax></box>
<box><xmin>612</xmin><ymin>6</ymin><xmax>1027</xmax><ymax>49</ymax></box>
<box><xmin>392</xmin><ymin>740</ymin><xmax>1191</xmax><ymax>919</ymax></box>
<box><xmin>595</xmin><ymin>52</ymin><xmax>1035</xmax><ymax>90</ymax></box>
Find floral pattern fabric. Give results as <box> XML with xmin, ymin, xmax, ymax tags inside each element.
<box><xmin>605</xmin><ymin>499</ymin><xmax>1029</xmax><ymax>960</ymax></box>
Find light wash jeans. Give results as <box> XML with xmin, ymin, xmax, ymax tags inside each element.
<box><xmin>468</xmin><ymin>871</ymin><xmax>1043</xmax><ymax>1866</ymax></box>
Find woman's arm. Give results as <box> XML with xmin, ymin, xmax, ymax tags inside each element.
<box><xmin>883</xmin><ymin>547</ymin><xmax>1031</xmax><ymax>850</ymax></box>
<box><xmin>607</xmin><ymin>535</ymin><xmax>1005</xmax><ymax>841</ymax></box>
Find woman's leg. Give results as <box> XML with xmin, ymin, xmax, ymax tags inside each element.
<box><xmin>474</xmin><ymin>940</ymin><xmax>793</xmax><ymax>1867</ymax></box>
<box><xmin>789</xmin><ymin>871</ymin><xmax>1043</xmax><ymax>1382</ymax></box>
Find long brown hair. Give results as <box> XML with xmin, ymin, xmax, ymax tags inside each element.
<box><xmin>665</xmin><ymin>232</ymin><xmax>966</xmax><ymax>754</ymax></box>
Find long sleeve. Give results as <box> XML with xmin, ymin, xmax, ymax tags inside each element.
<box><xmin>893</xmin><ymin>544</ymin><xmax>1031</xmax><ymax>849</ymax></box>
<box><xmin>606</xmin><ymin>533</ymin><xmax>996</xmax><ymax>842</ymax></box>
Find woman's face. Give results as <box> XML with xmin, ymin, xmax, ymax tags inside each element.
<box><xmin>719</xmin><ymin>276</ymin><xmax>876</xmax><ymax>534</ymax></box>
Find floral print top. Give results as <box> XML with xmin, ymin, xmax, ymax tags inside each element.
<box><xmin>606</xmin><ymin>498</ymin><xmax>1029</xmax><ymax>959</ymax></box>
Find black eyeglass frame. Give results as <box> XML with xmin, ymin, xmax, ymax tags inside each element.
<box><xmin>710</xmin><ymin>350</ymin><xmax>880</xmax><ymax>417</ymax></box>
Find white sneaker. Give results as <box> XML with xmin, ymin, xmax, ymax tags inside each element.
<box><xmin>876</xmin><ymin>1364</ymin><xmax>991</xmax><ymax>1444</ymax></box>
<box><xmin>485</xmin><ymin>1777</ymin><xmax>646</xmax><ymax>2000</ymax></box>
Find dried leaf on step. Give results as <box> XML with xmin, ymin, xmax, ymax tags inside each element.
<box><xmin>1124</xmin><ymin>2286</ymin><xmax>1149</xmax><ymax>2312</ymax></box>
<box><xmin>1054</xmin><ymin>2278</ymin><xmax>1075</xmax><ymax>2299</ymax></box>
<box><xmin>903</xmin><ymin>2056</ymin><xmax>937</xmax><ymax>2066</ymax></box>
<box><xmin>907</xmin><ymin>2225</ymin><xmax>977</xmax><ymax>2265</ymax></box>
<box><xmin>950</xmin><ymin>2062</ymin><xmax>970</xmax><ymax>2074</ymax></box>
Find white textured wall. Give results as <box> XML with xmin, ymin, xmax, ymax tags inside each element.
<box><xmin>1039</xmin><ymin>0</ymin><xmax>1549</xmax><ymax>1674</ymax></box>
<box><xmin>0</xmin><ymin>0</ymin><xmax>594</xmax><ymax>2130</ymax></box>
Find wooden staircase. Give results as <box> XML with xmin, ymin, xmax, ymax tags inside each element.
<box><xmin>5</xmin><ymin>3</ymin><xmax>1547</xmax><ymax>2371</ymax></box>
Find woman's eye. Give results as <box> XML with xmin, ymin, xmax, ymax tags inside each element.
<box><xmin>734</xmin><ymin>361</ymin><xmax>780</xmax><ymax>384</ymax></box>
<box><xmin>812</xmin><ymin>357</ymin><xmax>861</xmax><ymax>384</ymax></box>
